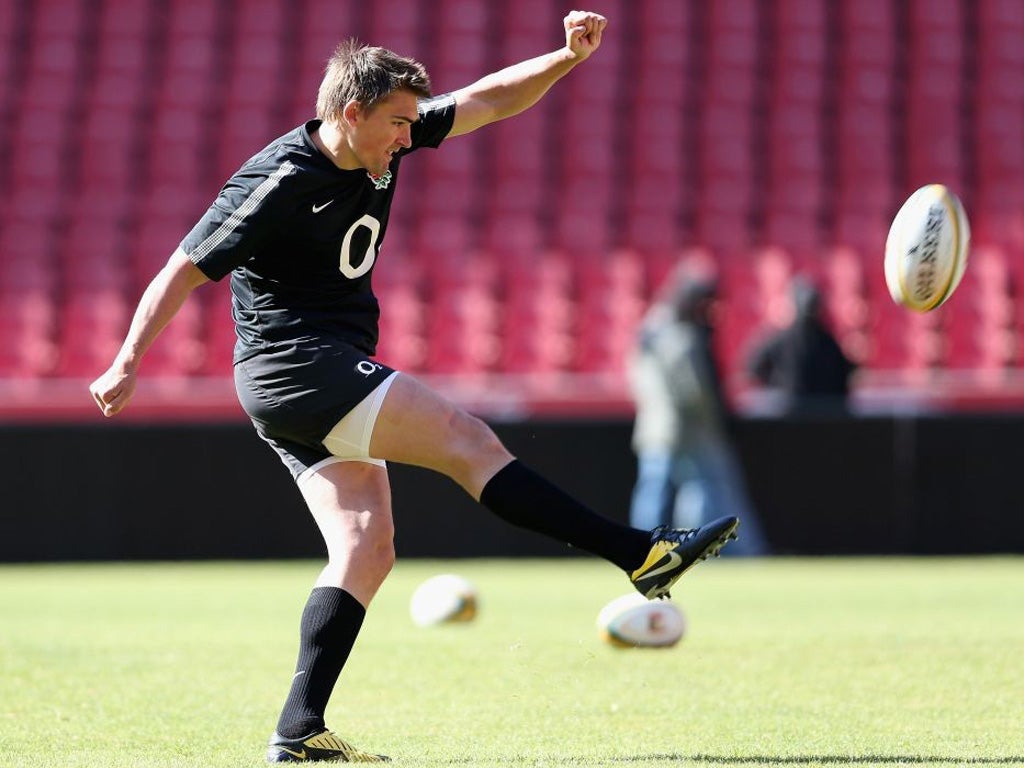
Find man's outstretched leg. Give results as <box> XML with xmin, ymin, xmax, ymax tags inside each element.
<box><xmin>370</xmin><ymin>373</ymin><xmax>740</xmax><ymax>597</ymax></box>
<box><xmin>479</xmin><ymin>459</ymin><xmax>738</xmax><ymax>598</ymax></box>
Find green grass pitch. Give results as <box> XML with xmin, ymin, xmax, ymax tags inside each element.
<box><xmin>1</xmin><ymin>557</ymin><xmax>1022</xmax><ymax>767</ymax></box>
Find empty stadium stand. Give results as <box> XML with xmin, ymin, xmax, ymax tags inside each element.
<box><xmin>0</xmin><ymin>0</ymin><xmax>1021</xmax><ymax>418</ymax></box>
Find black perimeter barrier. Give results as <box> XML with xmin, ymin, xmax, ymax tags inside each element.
<box><xmin>1</xmin><ymin>414</ymin><xmax>1021</xmax><ymax>561</ymax></box>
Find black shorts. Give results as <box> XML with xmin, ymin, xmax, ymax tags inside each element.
<box><xmin>234</xmin><ymin>343</ymin><xmax>396</xmax><ymax>480</ymax></box>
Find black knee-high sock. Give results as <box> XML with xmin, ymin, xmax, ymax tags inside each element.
<box><xmin>275</xmin><ymin>587</ymin><xmax>365</xmax><ymax>739</ymax></box>
<box><xmin>479</xmin><ymin>460</ymin><xmax>651</xmax><ymax>571</ymax></box>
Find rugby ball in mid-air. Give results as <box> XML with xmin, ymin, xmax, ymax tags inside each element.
<box><xmin>597</xmin><ymin>593</ymin><xmax>685</xmax><ymax>648</ymax></box>
<box><xmin>409</xmin><ymin>574</ymin><xmax>478</xmax><ymax>627</ymax></box>
<box><xmin>884</xmin><ymin>183</ymin><xmax>970</xmax><ymax>312</ymax></box>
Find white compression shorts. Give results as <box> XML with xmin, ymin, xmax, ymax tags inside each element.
<box><xmin>296</xmin><ymin>371</ymin><xmax>399</xmax><ymax>485</ymax></box>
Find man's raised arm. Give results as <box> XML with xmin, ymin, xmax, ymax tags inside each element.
<box><xmin>447</xmin><ymin>10</ymin><xmax>607</xmax><ymax>138</ymax></box>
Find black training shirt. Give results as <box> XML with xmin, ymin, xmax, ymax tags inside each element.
<box><xmin>182</xmin><ymin>94</ymin><xmax>456</xmax><ymax>363</ymax></box>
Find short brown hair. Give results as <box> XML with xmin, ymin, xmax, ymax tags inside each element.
<box><xmin>316</xmin><ymin>39</ymin><xmax>432</xmax><ymax>122</ymax></box>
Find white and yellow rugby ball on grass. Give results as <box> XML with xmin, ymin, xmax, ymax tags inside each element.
<box><xmin>597</xmin><ymin>593</ymin><xmax>685</xmax><ymax>649</ymax></box>
<box><xmin>409</xmin><ymin>574</ymin><xmax>478</xmax><ymax>627</ymax></box>
<box><xmin>884</xmin><ymin>183</ymin><xmax>970</xmax><ymax>312</ymax></box>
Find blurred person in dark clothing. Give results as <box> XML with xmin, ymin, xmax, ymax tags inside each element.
<box><xmin>747</xmin><ymin>276</ymin><xmax>857</xmax><ymax>415</ymax></box>
<box><xmin>628</xmin><ymin>268</ymin><xmax>769</xmax><ymax>556</ymax></box>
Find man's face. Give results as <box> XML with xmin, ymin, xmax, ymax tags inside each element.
<box><xmin>347</xmin><ymin>89</ymin><xmax>418</xmax><ymax>177</ymax></box>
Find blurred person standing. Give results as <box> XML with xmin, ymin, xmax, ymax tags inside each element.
<box><xmin>628</xmin><ymin>269</ymin><xmax>769</xmax><ymax>556</ymax></box>
<box><xmin>746</xmin><ymin>275</ymin><xmax>857</xmax><ymax>415</ymax></box>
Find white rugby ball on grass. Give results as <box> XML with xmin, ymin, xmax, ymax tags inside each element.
<box><xmin>409</xmin><ymin>574</ymin><xmax>478</xmax><ymax>627</ymax></box>
<box><xmin>597</xmin><ymin>593</ymin><xmax>685</xmax><ymax>648</ymax></box>
<box><xmin>884</xmin><ymin>183</ymin><xmax>970</xmax><ymax>312</ymax></box>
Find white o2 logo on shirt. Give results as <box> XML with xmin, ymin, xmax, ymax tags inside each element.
<box><xmin>339</xmin><ymin>214</ymin><xmax>381</xmax><ymax>278</ymax></box>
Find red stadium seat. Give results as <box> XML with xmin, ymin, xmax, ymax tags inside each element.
<box><xmin>902</xmin><ymin>311</ymin><xmax>946</xmax><ymax>373</ymax></box>
<box><xmin>500</xmin><ymin>253</ymin><xmax>575</xmax><ymax>374</ymax></box>
<box><xmin>716</xmin><ymin>253</ymin><xmax>772</xmax><ymax>375</ymax></box>
<box><xmin>547</xmin><ymin>9</ymin><xmax>620</xmax><ymax>256</ymax></box>
<box><xmin>129</xmin><ymin>215</ymin><xmax>193</xmax><ymax>291</ymax></box>
<box><xmin>138</xmin><ymin>289</ymin><xmax>207</xmax><ymax>376</ymax></box>
<box><xmin>216</xmin><ymin>105</ymin><xmax>278</xmax><ymax>183</ymax></box>
<box><xmin>428</xmin><ymin>0</ymin><xmax>491</xmax><ymax>89</ymax></box>
<box><xmin>765</xmin><ymin>105</ymin><xmax>824</xmax><ymax>229</ymax></box>
<box><xmin>223</xmin><ymin>31</ymin><xmax>286</xmax><ymax>110</ymax></box>
<box><xmin>19</xmin><ymin>0</ymin><xmax>88</xmax><ymax>110</ymax></box>
<box><xmin>496</xmin><ymin>0</ymin><xmax>560</xmax><ymax>78</ymax></box>
<box><xmin>426</xmin><ymin>282</ymin><xmax>501</xmax><ymax>374</ymax></box>
<box><xmin>95</xmin><ymin>0</ymin><xmax>153</xmax><ymax>38</ymax></box>
<box><xmin>417</xmin><ymin>133</ymin><xmax>482</xmax><ymax>217</ymax></box>
<box><xmin>164</xmin><ymin>0</ymin><xmax>221</xmax><ymax>37</ymax></box>
<box><xmin>136</xmin><ymin>183</ymin><xmax>210</xmax><ymax>235</ymax></box>
<box><xmin>93</xmin><ymin>34</ymin><xmax>149</xmax><ymax>80</ymax></box>
<box><xmin>975</xmin><ymin>102</ymin><xmax>1024</xmax><ymax>167</ymax></box>
<box><xmin>553</xmin><ymin>118</ymin><xmax>616</xmax><ymax>254</ymax></box>
<box><xmin>941</xmin><ymin>247</ymin><xmax>1017</xmax><ymax>371</ymax></box>
<box><xmin>9</xmin><ymin>104</ymin><xmax>71</xmax><ymax>189</ymax></box>
<box><xmin>481</xmin><ymin>211</ymin><xmax>545</xmax><ymax>262</ymax></box>
<box><xmin>694</xmin><ymin>97</ymin><xmax>757</xmax><ymax>250</ymax></box>
<box><xmin>483</xmin><ymin>109</ymin><xmax>550</xmax><ymax>244</ymax></box>
<box><xmin>78</xmin><ymin>107</ymin><xmax>143</xmax><ymax>191</ymax></box>
<box><xmin>823</xmin><ymin>246</ymin><xmax>871</xmax><ymax>360</ymax></box>
<box><xmin>840</xmin><ymin>0</ymin><xmax>894</xmax><ymax>33</ymax></box>
<box><xmin>698</xmin><ymin>104</ymin><xmax>755</xmax><ymax>176</ymax></box>
<box><xmin>708</xmin><ymin>0</ymin><xmax>759</xmax><ymax>36</ymax></box>
<box><xmin>574</xmin><ymin>250</ymin><xmax>646</xmax><ymax>373</ymax></box>
<box><xmin>89</xmin><ymin>67</ymin><xmax>147</xmax><ymax>112</ymax></box>
<box><xmin>68</xmin><ymin>182</ymin><xmax>135</xmax><ymax>230</ymax></box>
<box><xmin>634</xmin><ymin>4</ymin><xmax>692</xmax><ymax>117</ymax></box>
<box><xmin>56</xmin><ymin>288</ymin><xmax>131</xmax><ymax>377</ymax></box>
<box><xmin>776</xmin><ymin>0</ymin><xmax>827</xmax><ymax>36</ymax></box>
<box><xmin>365</xmin><ymin>0</ymin><xmax>429</xmax><ymax>61</ymax></box>
<box><xmin>156</xmin><ymin>0</ymin><xmax>226</xmax><ymax>109</ymax></box>
<box><xmin>703</xmin><ymin>0</ymin><xmax>761</xmax><ymax>107</ymax></box>
<box><xmin>624</xmin><ymin>204</ymin><xmax>685</xmax><ymax>259</ymax></box>
<box><xmin>200</xmin><ymin>280</ymin><xmax>237</xmax><ymax>376</ymax></box>
<box><xmin>27</xmin><ymin>0</ymin><xmax>87</xmax><ymax>37</ymax></box>
<box><xmin>145</xmin><ymin>107</ymin><xmax>208</xmax><ymax>190</ymax></box>
<box><xmin>694</xmin><ymin>209</ymin><xmax>754</xmax><ymax>253</ymax></box>
<box><xmin>863</xmin><ymin>301</ymin><xmax>910</xmax><ymax>370</ymax></box>
<box><xmin>502</xmin><ymin>315</ymin><xmax>575</xmax><ymax>374</ymax></box>
<box><xmin>412</xmin><ymin>215</ymin><xmax>475</xmax><ymax>270</ymax></box>
<box><xmin>0</xmin><ymin>0</ymin><xmax>20</xmax><ymax>45</ymax></box>
<box><xmin>763</xmin><ymin>211</ymin><xmax>823</xmax><ymax>253</ymax></box>
<box><xmin>833</xmin><ymin>0</ymin><xmax>899</xmax><ymax>232</ymax></box>
<box><xmin>942</xmin><ymin>271</ymin><xmax>1015</xmax><ymax>372</ymax></box>
<box><xmin>234</xmin><ymin>0</ymin><xmax>285</xmax><ymax>36</ymax></box>
<box><xmin>60</xmin><ymin>219</ymin><xmax>130</xmax><ymax>291</ymax></box>
<box><xmin>291</xmin><ymin>0</ymin><xmax>361</xmax><ymax>124</ymax></box>
<box><xmin>835</xmin><ymin>109</ymin><xmax>897</xmax><ymax>217</ymax></box>
<box><xmin>498</xmin><ymin>0</ymin><xmax>555</xmax><ymax>35</ymax></box>
<box><xmin>0</xmin><ymin>289</ymin><xmax>59</xmax><ymax>377</ymax></box>
<box><xmin>902</xmin><ymin>0</ymin><xmax>967</xmax><ymax>190</ymax></box>
<box><xmin>908</xmin><ymin>0</ymin><xmax>963</xmax><ymax>38</ymax></box>
<box><xmin>0</xmin><ymin>223</ymin><xmax>59</xmax><ymax>293</ymax></box>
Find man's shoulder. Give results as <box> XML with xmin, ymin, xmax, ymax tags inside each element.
<box><xmin>409</xmin><ymin>94</ymin><xmax>457</xmax><ymax>151</ymax></box>
<box><xmin>222</xmin><ymin>123</ymin><xmax>349</xmax><ymax>205</ymax></box>
<box><xmin>239</xmin><ymin>124</ymin><xmax>318</xmax><ymax>175</ymax></box>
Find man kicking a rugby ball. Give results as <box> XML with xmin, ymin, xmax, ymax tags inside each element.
<box><xmin>90</xmin><ymin>10</ymin><xmax>738</xmax><ymax>763</ymax></box>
